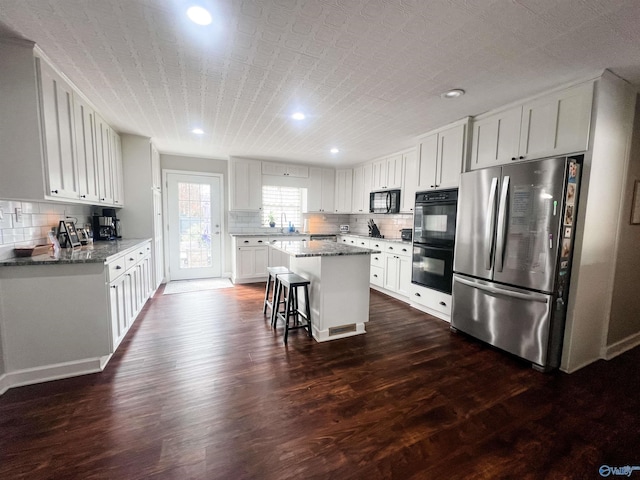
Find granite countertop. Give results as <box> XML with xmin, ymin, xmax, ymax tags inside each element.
<box><xmin>0</xmin><ymin>238</ymin><xmax>152</xmax><ymax>267</ymax></box>
<box><xmin>271</xmin><ymin>240</ymin><xmax>381</xmax><ymax>258</ymax></box>
<box><xmin>229</xmin><ymin>232</ymin><xmax>310</xmax><ymax>237</ymax></box>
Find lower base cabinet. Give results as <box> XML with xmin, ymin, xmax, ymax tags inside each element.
<box><xmin>409</xmin><ymin>283</ymin><xmax>452</xmax><ymax>321</ymax></box>
<box><xmin>0</xmin><ymin>239</ymin><xmax>155</xmax><ymax>394</ymax></box>
<box><xmin>107</xmin><ymin>241</ymin><xmax>152</xmax><ymax>351</ymax></box>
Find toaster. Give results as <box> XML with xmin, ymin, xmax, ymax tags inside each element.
<box><xmin>400</xmin><ymin>228</ymin><xmax>412</xmax><ymax>241</ymax></box>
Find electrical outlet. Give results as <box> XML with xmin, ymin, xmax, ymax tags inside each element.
<box><xmin>14</xmin><ymin>207</ymin><xmax>22</xmax><ymax>223</ymax></box>
<box><xmin>0</xmin><ymin>208</ymin><xmax>4</xmax><ymax>220</ymax></box>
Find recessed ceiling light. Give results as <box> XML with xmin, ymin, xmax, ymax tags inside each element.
<box><xmin>192</xmin><ymin>128</ymin><xmax>205</xmax><ymax>135</ymax></box>
<box><xmin>291</xmin><ymin>112</ymin><xmax>306</xmax><ymax>121</ymax></box>
<box><xmin>330</xmin><ymin>148</ymin><xmax>340</xmax><ymax>154</ymax></box>
<box><xmin>441</xmin><ymin>89</ymin><xmax>465</xmax><ymax>99</ymax></box>
<box><xmin>187</xmin><ymin>6</ymin><xmax>212</xmax><ymax>26</ymax></box>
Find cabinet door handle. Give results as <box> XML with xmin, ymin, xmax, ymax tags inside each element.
<box><xmin>51</xmin><ymin>189</ymin><xmax>58</xmax><ymax>194</ymax></box>
<box><xmin>80</xmin><ymin>194</ymin><xmax>86</xmax><ymax>198</ymax></box>
<box><xmin>258</xmin><ymin>240</ymin><xmax>263</xmax><ymax>243</ymax></box>
<box><xmin>129</xmin><ymin>257</ymin><xmax>135</xmax><ymax>261</ymax></box>
<box><xmin>115</xmin><ymin>265</ymin><xmax>122</xmax><ymax>270</ymax></box>
<box><xmin>111</xmin><ymin>285</ymin><xmax>117</xmax><ymax>289</ymax></box>
<box><xmin>373</xmin><ymin>274</ymin><xmax>378</xmax><ymax>278</ymax></box>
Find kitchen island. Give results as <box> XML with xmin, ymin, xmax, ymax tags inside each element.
<box><xmin>270</xmin><ymin>240</ymin><xmax>380</xmax><ymax>342</ymax></box>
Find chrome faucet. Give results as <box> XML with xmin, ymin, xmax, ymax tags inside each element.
<box><xmin>280</xmin><ymin>212</ymin><xmax>287</xmax><ymax>233</ymax></box>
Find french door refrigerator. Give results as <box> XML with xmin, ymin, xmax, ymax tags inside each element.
<box><xmin>451</xmin><ymin>155</ymin><xmax>582</xmax><ymax>371</ymax></box>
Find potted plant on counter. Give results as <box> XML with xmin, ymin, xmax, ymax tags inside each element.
<box><xmin>268</xmin><ymin>212</ymin><xmax>276</xmax><ymax>228</ymax></box>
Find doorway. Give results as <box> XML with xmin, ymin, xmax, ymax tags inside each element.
<box><xmin>166</xmin><ymin>172</ymin><xmax>223</xmax><ymax>280</ymax></box>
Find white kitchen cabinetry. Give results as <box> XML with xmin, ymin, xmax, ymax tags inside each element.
<box><xmin>231</xmin><ymin>236</ymin><xmax>269</xmax><ymax>283</ymax></box>
<box><xmin>262</xmin><ymin>162</ymin><xmax>309</xmax><ymax>178</ymax></box>
<box><xmin>372</xmin><ymin>155</ymin><xmax>404</xmax><ymax>190</ymax></box>
<box><xmin>73</xmin><ymin>93</ymin><xmax>100</xmax><ymax>203</ymax></box>
<box><xmin>351</xmin><ymin>166</ymin><xmax>365</xmax><ymax>213</ymax></box>
<box><xmin>0</xmin><ymin>41</ymin><xmax>123</xmax><ymax>205</ymax></box>
<box><xmin>230</xmin><ymin>158</ymin><xmax>263</xmax><ymax>211</ymax></box>
<box><xmin>306</xmin><ymin>167</ymin><xmax>335</xmax><ymax>212</ymax></box>
<box><xmin>0</xmin><ymin>240</ymin><xmax>153</xmax><ymax>392</ymax></box>
<box><xmin>381</xmin><ymin>242</ymin><xmax>412</xmax><ymax>297</ymax></box>
<box><xmin>401</xmin><ymin>149</ymin><xmax>418</xmax><ymax>212</ymax></box>
<box><xmin>334</xmin><ymin>169</ymin><xmax>353</xmax><ymax>213</ymax></box>
<box><xmin>111</xmin><ymin>130</ymin><xmax>124</xmax><ymax>206</ymax></box>
<box><xmin>119</xmin><ymin>135</ymin><xmax>165</xmax><ymax>290</ymax></box>
<box><xmin>107</xmin><ymin>241</ymin><xmax>152</xmax><ymax>351</ymax></box>
<box><xmin>469</xmin><ymin>106</ymin><xmax>522</xmax><ymax>169</ymax></box>
<box><xmin>409</xmin><ymin>283</ymin><xmax>452</xmax><ymax>322</ymax></box>
<box><xmin>37</xmin><ymin>58</ymin><xmax>80</xmax><ymax>201</ymax></box>
<box><xmin>418</xmin><ymin>121</ymin><xmax>467</xmax><ymax>191</ymax></box>
<box><xmin>469</xmin><ymin>82</ymin><xmax>594</xmax><ymax>170</ymax></box>
<box><xmin>94</xmin><ymin>113</ymin><xmax>113</xmax><ymax>204</ymax></box>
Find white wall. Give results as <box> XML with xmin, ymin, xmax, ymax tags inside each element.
<box><xmin>561</xmin><ymin>72</ymin><xmax>638</xmax><ymax>372</ymax></box>
<box><xmin>607</xmin><ymin>94</ymin><xmax>640</xmax><ymax>350</ymax></box>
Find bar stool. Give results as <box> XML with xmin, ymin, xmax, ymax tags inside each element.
<box><xmin>263</xmin><ymin>266</ymin><xmax>291</xmax><ymax>325</ymax></box>
<box><xmin>274</xmin><ymin>273</ymin><xmax>312</xmax><ymax>345</ymax></box>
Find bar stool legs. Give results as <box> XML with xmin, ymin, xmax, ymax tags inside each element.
<box><xmin>263</xmin><ymin>266</ymin><xmax>291</xmax><ymax>325</ymax></box>
<box><xmin>274</xmin><ymin>273</ymin><xmax>312</xmax><ymax>345</ymax></box>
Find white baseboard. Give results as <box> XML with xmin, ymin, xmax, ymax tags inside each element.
<box><xmin>0</xmin><ymin>357</ymin><xmax>108</xmax><ymax>395</ymax></box>
<box><xmin>0</xmin><ymin>373</ymin><xmax>9</xmax><ymax>396</ymax></box>
<box><xmin>604</xmin><ymin>331</ymin><xmax>640</xmax><ymax>360</ymax></box>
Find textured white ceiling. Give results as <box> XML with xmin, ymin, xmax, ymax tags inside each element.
<box><xmin>1</xmin><ymin>0</ymin><xmax>640</xmax><ymax>166</ymax></box>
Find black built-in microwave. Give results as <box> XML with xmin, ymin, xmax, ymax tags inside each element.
<box><xmin>369</xmin><ymin>189</ymin><xmax>401</xmax><ymax>214</ymax></box>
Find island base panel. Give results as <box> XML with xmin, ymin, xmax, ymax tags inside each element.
<box><xmin>290</xmin><ymin>254</ymin><xmax>371</xmax><ymax>342</ymax></box>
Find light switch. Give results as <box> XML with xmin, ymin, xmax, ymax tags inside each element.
<box><xmin>0</xmin><ymin>208</ymin><xmax>3</xmax><ymax>220</ymax></box>
<box><xmin>15</xmin><ymin>207</ymin><xmax>22</xmax><ymax>222</ymax></box>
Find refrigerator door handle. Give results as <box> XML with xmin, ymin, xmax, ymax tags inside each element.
<box><xmin>484</xmin><ymin>177</ymin><xmax>499</xmax><ymax>270</ymax></box>
<box><xmin>495</xmin><ymin>175</ymin><xmax>510</xmax><ymax>272</ymax></box>
<box><xmin>455</xmin><ymin>276</ymin><xmax>549</xmax><ymax>303</ymax></box>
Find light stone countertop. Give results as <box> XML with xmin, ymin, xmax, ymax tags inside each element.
<box><xmin>270</xmin><ymin>240</ymin><xmax>381</xmax><ymax>258</ymax></box>
<box><xmin>0</xmin><ymin>238</ymin><xmax>152</xmax><ymax>267</ymax></box>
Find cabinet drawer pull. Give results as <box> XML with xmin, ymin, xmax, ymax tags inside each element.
<box><xmin>373</xmin><ymin>274</ymin><xmax>378</xmax><ymax>278</ymax></box>
<box><xmin>258</xmin><ymin>240</ymin><xmax>263</xmax><ymax>243</ymax></box>
<box><xmin>244</xmin><ymin>240</ymin><xmax>249</xmax><ymax>243</ymax></box>
<box><xmin>115</xmin><ymin>265</ymin><xmax>122</xmax><ymax>270</ymax></box>
<box><xmin>415</xmin><ymin>292</ymin><xmax>421</xmax><ymax>297</ymax></box>
<box><xmin>439</xmin><ymin>301</ymin><xmax>447</xmax><ymax>306</ymax></box>
<box><xmin>51</xmin><ymin>189</ymin><xmax>58</xmax><ymax>194</ymax></box>
<box><xmin>111</xmin><ymin>285</ymin><xmax>116</xmax><ymax>289</ymax></box>
<box><xmin>402</xmin><ymin>248</ymin><xmax>407</xmax><ymax>252</ymax></box>
<box><xmin>129</xmin><ymin>257</ymin><xmax>135</xmax><ymax>261</ymax></box>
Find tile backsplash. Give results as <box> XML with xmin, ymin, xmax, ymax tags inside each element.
<box><xmin>0</xmin><ymin>199</ymin><xmax>93</xmax><ymax>260</ymax></box>
<box><xmin>228</xmin><ymin>210</ymin><xmax>412</xmax><ymax>238</ymax></box>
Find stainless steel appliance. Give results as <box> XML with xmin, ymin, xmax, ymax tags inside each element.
<box><xmin>411</xmin><ymin>189</ymin><xmax>458</xmax><ymax>294</ymax></box>
<box><xmin>451</xmin><ymin>156</ymin><xmax>582</xmax><ymax>371</ymax></box>
<box><xmin>369</xmin><ymin>189</ymin><xmax>400</xmax><ymax>214</ymax></box>
<box><xmin>400</xmin><ymin>228</ymin><xmax>412</xmax><ymax>241</ymax></box>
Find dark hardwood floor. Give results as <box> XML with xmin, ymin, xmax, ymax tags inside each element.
<box><xmin>0</xmin><ymin>284</ymin><xmax>638</xmax><ymax>479</ymax></box>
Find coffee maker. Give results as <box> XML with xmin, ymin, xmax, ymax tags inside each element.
<box><xmin>92</xmin><ymin>208</ymin><xmax>121</xmax><ymax>241</ymax></box>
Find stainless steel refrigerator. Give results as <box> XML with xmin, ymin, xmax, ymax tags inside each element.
<box><xmin>451</xmin><ymin>155</ymin><xmax>582</xmax><ymax>371</ymax></box>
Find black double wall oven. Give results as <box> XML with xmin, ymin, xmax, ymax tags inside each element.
<box><xmin>412</xmin><ymin>189</ymin><xmax>458</xmax><ymax>294</ymax></box>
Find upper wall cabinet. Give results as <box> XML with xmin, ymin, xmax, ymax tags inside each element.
<box><xmin>372</xmin><ymin>154</ymin><xmax>403</xmax><ymax>190</ymax></box>
<box><xmin>306</xmin><ymin>167</ymin><xmax>335</xmax><ymax>213</ymax></box>
<box><xmin>400</xmin><ymin>149</ymin><xmax>418</xmax><ymax>213</ymax></box>
<box><xmin>229</xmin><ymin>157</ymin><xmax>262</xmax><ymax>211</ymax></box>
<box><xmin>417</xmin><ymin>120</ymin><xmax>468</xmax><ymax>191</ymax></box>
<box><xmin>334</xmin><ymin>169</ymin><xmax>353</xmax><ymax>213</ymax></box>
<box><xmin>0</xmin><ymin>40</ymin><xmax>123</xmax><ymax>205</ymax></box>
<box><xmin>262</xmin><ymin>162</ymin><xmax>309</xmax><ymax>178</ymax></box>
<box><xmin>469</xmin><ymin>82</ymin><xmax>594</xmax><ymax>170</ymax></box>
<box><xmin>38</xmin><ymin>59</ymin><xmax>79</xmax><ymax>201</ymax></box>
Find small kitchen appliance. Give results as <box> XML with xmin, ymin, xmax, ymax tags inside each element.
<box><xmin>339</xmin><ymin>225</ymin><xmax>350</xmax><ymax>233</ymax></box>
<box><xmin>400</xmin><ymin>228</ymin><xmax>412</xmax><ymax>241</ymax></box>
<box><xmin>92</xmin><ymin>208</ymin><xmax>121</xmax><ymax>241</ymax></box>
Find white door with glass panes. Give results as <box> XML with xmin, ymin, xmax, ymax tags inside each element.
<box><xmin>167</xmin><ymin>173</ymin><xmax>223</xmax><ymax>280</ymax></box>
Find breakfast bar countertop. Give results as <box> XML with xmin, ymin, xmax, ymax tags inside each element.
<box><xmin>270</xmin><ymin>240</ymin><xmax>380</xmax><ymax>258</ymax></box>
